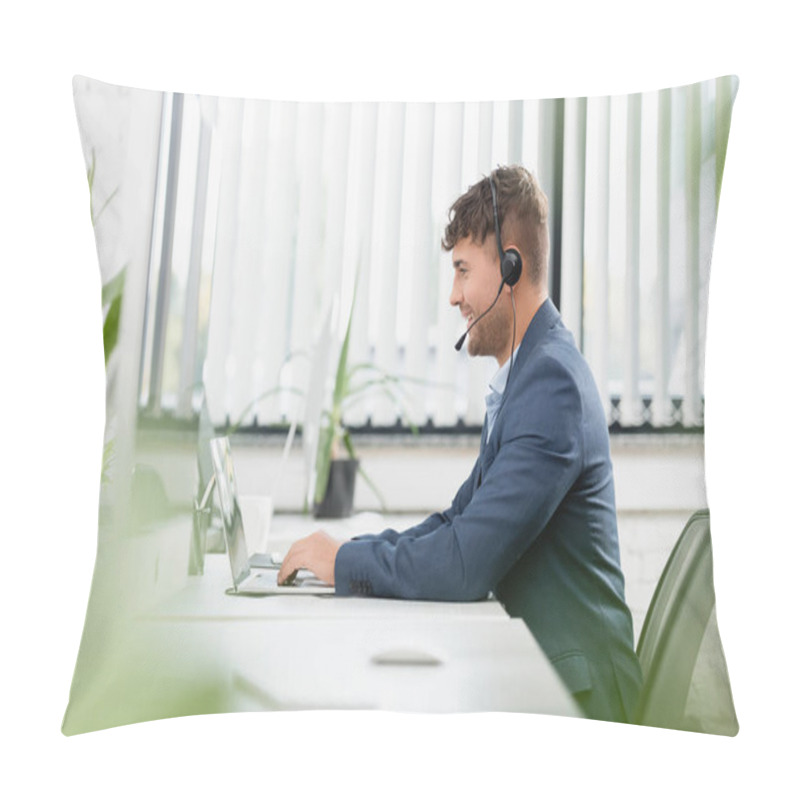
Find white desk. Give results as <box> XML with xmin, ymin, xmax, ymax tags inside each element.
<box><xmin>62</xmin><ymin>511</ymin><xmax>581</xmax><ymax>734</ymax></box>
<box><xmin>64</xmin><ymin>615</ymin><xmax>580</xmax><ymax>731</ymax></box>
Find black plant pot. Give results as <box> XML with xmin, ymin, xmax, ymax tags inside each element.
<box><xmin>313</xmin><ymin>458</ymin><xmax>359</xmax><ymax>519</ymax></box>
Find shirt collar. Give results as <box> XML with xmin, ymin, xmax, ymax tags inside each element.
<box><xmin>488</xmin><ymin>344</ymin><xmax>521</xmax><ymax>397</ymax></box>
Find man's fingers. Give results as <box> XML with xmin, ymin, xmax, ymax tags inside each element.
<box><xmin>277</xmin><ymin>544</ymin><xmax>303</xmax><ymax>584</ymax></box>
<box><xmin>279</xmin><ymin>568</ymin><xmax>299</xmax><ymax>586</ymax></box>
<box><xmin>278</xmin><ymin>560</ymin><xmax>299</xmax><ymax>585</ymax></box>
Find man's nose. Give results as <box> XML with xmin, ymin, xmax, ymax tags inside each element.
<box><xmin>449</xmin><ymin>278</ymin><xmax>461</xmax><ymax>307</ymax></box>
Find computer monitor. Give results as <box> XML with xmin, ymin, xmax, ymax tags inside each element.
<box><xmin>189</xmin><ymin>391</ymin><xmax>224</xmax><ymax>574</ymax></box>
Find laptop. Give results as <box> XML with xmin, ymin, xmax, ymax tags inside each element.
<box><xmin>209</xmin><ymin>436</ymin><xmax>335</xmax><ymax>595</ymax></box>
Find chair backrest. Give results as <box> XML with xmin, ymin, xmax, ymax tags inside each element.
<box><xmin>635</xmin><ymin>510</ymin><xmax>738</xmax><ymax>735</ymax></box>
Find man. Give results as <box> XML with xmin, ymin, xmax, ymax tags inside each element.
<box><xmin>278</xmin><ymin>165</ymin><xmax>642</xmax><ymax>723</ymax></box>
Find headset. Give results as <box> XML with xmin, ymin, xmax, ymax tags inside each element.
<box><xmin>489</xmin><ymin>174</ymin><xmax>522</xmax><ymax>288</ymax></box>
<box><xmin>454</xmin><ymin>173</ymin><xmax>522</xmax><ymax>351</ymax></box>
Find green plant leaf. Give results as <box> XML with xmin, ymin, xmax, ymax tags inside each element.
<box><xmin>88</xmin><ymin>149</ymin><xmax>120</xmax><ymax>228</ymax></box>
<box><xmin>87</xmin><ymin>149</ymin><xmax>96</xmax><ymax>224</ymax></box>
<box><xmin>101</xmin><ymin>267</ymin><xmax>127</xmax><ymax>308</ymax></box>
<box><xmin>93</xmin><ymin>186</ymin><xmax>120</xmax><ymax>226</ymax></box>
<box><xmin>225</xmin><ymin>386</ymin><xmax>303</xmax><ymax>436</ymax></box>
<box><xmin>224</xmin><ymin>349</ymin><xmax>308</xmax><ymax>434</ymax></box>
<box><xmin>341</xmin><ymin>429</ymin><xmax>357</xmax><ymax>460</ymax></box>
<box><xmin>314</xmin><ymin>424</ymin><xmax>336</xmax><ymax>505</ymax></box>
<box><xmin>331</xmin><ymin>286</ymin><xmax>357</xmax><ymax>413</ymax></box>
<box><xmin>101</xmin><ymin>438</ymin><xmax>115</xmax><ymax>485</ymax></box>
<box><xmin>315</xmin><ymin>270</ymin><xmax>360</xmax><ymax>502</ymax></box>
<box><xmin>103</xmin><ymin>293</ymin><xmax>122</xmax><ymax>365</ymax></box>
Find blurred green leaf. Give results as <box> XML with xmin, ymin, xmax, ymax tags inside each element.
<box><xmin>103</xmin><ymin>293</ymin><xmax>122</xmax><ymax>365</ymax></box>
<box><xmin>225</xmin><ymin>385</ymin><xmax>303</xmax><ymax>436</ymax></box>
<box><xmin>101</xmin><ymin>268</ymin><xmax>127</xmax><ymax>308</ymax></box>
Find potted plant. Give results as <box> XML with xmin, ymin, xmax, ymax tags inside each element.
<box><xmin>311</xmin><ymin>282</ymin><xmax>420</xmax><ymax>519</ymax></box>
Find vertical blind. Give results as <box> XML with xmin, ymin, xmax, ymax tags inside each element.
<box><xmin>139</xmin><ymin>77</ymin><xmax>736</xmax><ymax>431</ymax></box>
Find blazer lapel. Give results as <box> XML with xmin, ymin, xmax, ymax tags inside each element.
<box><xmin>473</xmin><ymin>299</ymin><xmax>563</xmax><ymax>493</ymax></box>
<box><xmin>475</xmin><ymin>415</ymin><xmax>489</xmax><ymax>489</ymax></box>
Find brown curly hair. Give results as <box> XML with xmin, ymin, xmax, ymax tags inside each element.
<box><xmin>441</xmin><ymin>165</ymin><xmax>549</xmax><ymax>285</ymax></box>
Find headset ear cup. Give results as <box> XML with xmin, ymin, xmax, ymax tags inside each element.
<box><xmin>502</xmin><ymin>248</ymin><xmax>522</xmax><ymax>287</ymax></box>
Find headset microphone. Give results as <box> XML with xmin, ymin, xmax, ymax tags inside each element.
<box><xmin>454</xmin><ymin>280</ymin><xmax>504</xmax><ymax>351</ymax></box>
<box><xmin>454</xmin><ymin>174</ymin><xmax>523</xmax><ymax>351</ymax></box>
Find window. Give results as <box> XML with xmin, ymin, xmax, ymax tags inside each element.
<box><xmin>137</xmin><ymin>78</ymin><xmax>736</xmax><ymax>434</ymax></box>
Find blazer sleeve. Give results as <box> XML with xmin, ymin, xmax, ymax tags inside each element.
<box><xmin>334</xmin><ymin>355</ymin><xmax>584</xmax><ymax>600</ymax></box>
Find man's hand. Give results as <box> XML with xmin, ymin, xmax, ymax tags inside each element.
<box><xmin>277</xmin><ymin>530</ymin><xmax>342</xmax><ymax>587</ymax></box>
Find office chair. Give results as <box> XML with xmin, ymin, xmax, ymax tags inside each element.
<box><xmin>635</xmin><ymin>510</ymin><xmax>738</xmax><ymax>735</ymax></box>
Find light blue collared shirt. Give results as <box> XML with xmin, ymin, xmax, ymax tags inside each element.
<box><xmin>485</xmin><ymin>346</ymin><xmax>519</xmax><ymax>442</ymax></box>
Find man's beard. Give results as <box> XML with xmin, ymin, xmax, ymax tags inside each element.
<box><xmin>466</xmin><ymin>299</ymin><xmax>512</xmax><ymax>359</ymax></box>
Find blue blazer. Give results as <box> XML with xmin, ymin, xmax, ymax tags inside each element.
<box><xmin>335</xmin><ymin>299</ymin><xmax>642</xmax><ymax>722</ymax></box>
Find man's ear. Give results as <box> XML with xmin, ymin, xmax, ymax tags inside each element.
<box><xmin>500</xmin><ymin>244</ymin><xmax>523</xmax><ymax>287</ymax></box>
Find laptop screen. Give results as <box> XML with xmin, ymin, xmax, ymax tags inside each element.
<box><xmin>209</xmin><ymin>436</ymin><xmax>250</xmax><ymax>587</ymax></box>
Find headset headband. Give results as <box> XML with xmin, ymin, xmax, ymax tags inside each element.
<box><xmin>489</xmin><ymin>174</ymin><xmax>522</xmax><ymax>288</ymax></box>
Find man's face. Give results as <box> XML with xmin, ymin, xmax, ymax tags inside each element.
<box><xmin>450</xmin><ymin>236</ymin><xmax>512</xmax><ymax>362</ymax></box>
